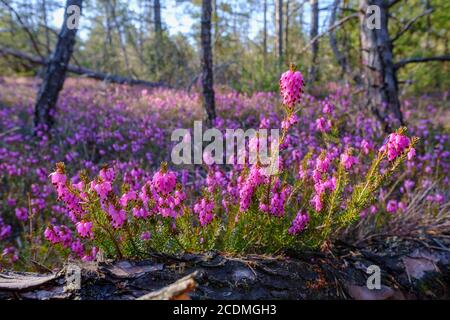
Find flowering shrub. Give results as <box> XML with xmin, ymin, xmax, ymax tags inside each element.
<box><xmin>0</xmin><ymin>75</ymin><xmax>448</xmax><ymax>268</ymax></box>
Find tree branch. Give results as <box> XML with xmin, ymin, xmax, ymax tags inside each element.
<box><xmin>0</xmin><ymin>0</ymin><xmax>44</xmax><ymax>58</ymax></box>
<box><xmin>299</xmin><ymin>13</ymin><xmax>358</xmax><ymax>55</ymax></box>
<box><xmin>391</xmin><ymin>8</ymin><xmax>433</xmax><ymax>43</ymax></box>
<box><xmin>394</xmin><ymin>55</ymin><xmax>450</xmax><ymax>69</ymax></box>
<box><xmin>0</xmin><ymin>46</ymin><xmax>165</xmax><ymax>87</ymax></box>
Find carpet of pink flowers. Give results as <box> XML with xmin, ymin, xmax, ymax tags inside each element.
<box><xmin>0</xmin><ymin>73</ymin><xmax>448</xmax><ymax>270</ymax></box>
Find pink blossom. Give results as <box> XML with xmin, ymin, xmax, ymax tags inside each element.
<box><xmin>386</xmin><ymin>200</ymin><xmax>398</xmax><ymax>213</ymax></box>
<box><xmin>340</xmin><ymin>152</ymin><xmax>358</xmax><ymax>170</ymax></box>
<box><xmin>316</xmin><ymin>117</ymin><xmax>331</xmax><ymax>133</ymax></box>
<box><xmin>15</xmin><ymin>207</ymin><xmax>28</xmax><ymax>221</ymax></box>
<box><xmin>141</xmin><ymin>231</ymin><xmax>151</xmax><ymax>241</ymax></box>
<box><xmin>153</xmin><ymin>170</ymin><xmax>177</xmax><ymax>195</ymax></box>
<box><xmin>279</xmin><ymin>68</ymin><xmax>303</xmax><ymax>107</ymax></box>
<box><xmin>76</xmin><ymin>220</ymin><xmax>93</xmax><ymax>238</ymax></box>
<box><xmin>288</xmin><ymin>211</ymin><xmax>309</xmax><ymax>235</ymax></box>
<box><xmin>107</xmin><ymin>204</ymin><xmax>126</xmax><ymax>228</ymax></box>
<box><xmin>407</xmin><ymin>148</ymin><xmax>416</xmax><ymax>161</ymax></box>
<box><xmin>194</xmin><ymin>198</ymin><xmax>215</xmax><ymax>226</ymax></box>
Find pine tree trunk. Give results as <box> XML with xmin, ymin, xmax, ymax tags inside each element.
<box><xmin>34</xmin><ymin>0</ymin><xmax>82</xmax><ymax>132</ymax></box>
<box><xmin>263</xmin><ymin>0</ymin><xmax>267</xmax><ymax>67</ymax></box>
<box><xmin>359</xmin><ymin>0</ymin><xmax>404</xmax><ymax>128</ymax></box>
<box><xmin>154</xmin><ymin>0</ymin><xmax>162</xmax><ymax>37</ymax></box>
<box><xmin>308</xmin><ymin>0</ymin><xmax>319</xmax><ymax>82</ymax></box>
<box><xmin>285</xmin><ymin>0</ymin><xmax>290</xmax><ymax>61</ymax></box>
<box><xmin>201</xmin><ymin>0</ymin><xmax>216</xmax><ymax>127</ymax></box>
<box><xmin>276</xmin><ymin>0</ymin><xmax>283</xmax><ymax>67</ymax></box>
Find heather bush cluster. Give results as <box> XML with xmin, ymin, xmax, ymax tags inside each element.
<box><xmin>0</xmin><ymin>73</ymin><xmax>448</xmax><ymax>269</ymax></box>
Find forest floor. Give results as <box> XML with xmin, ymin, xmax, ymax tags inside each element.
<box><xmin>1</xmin><ymin>235</ymin><xmax>449</xmax><ymax>300</ymax></box>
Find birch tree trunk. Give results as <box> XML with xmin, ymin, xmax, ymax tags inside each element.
<box><xmin>201</xmin><ymin>0</ymin><xmax>216</xmax><ymax>127</ymax></box>
<box><xmin>34</xmin><ymin>0</ymin><xmax>82</xmax><ymax>132</ymax></box>
<box><xmin>359</xmin><ymin>0</ymin><xmax>404</xmax><ymax>128</ymax></box>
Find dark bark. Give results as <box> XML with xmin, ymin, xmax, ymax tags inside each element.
<box><xmin>1</xmin><ymin>237</ymin><xmax>448</xmax><ymax>300</ymax></box>
<box><xmin>276</xmin><ymin>0</ymin><xmax>283</xmax><ymax>66</ymax></box>
<box><xmin>0</xmin><ymin>46</ymin><xmax>164</xmax><ymax>87</ymax></box>
<box><xmin>201</xmin><ymin>0</ymin><xmax>216</xmax><ymax>127</ymax></box>
<box><xmin>394</xmin><ymin>55</ymin><xmax>450</xmax><ymax>69</ymax></box>
<box><xmin>154</xmin><ymin>0</ymin><xmax>162</xmax><ymax>37</ymax></box>
<box><xmin>34</xmin><ymin>0</ymin><xmax>83</xmax><ymax>132</ymax></box>
<box><xmin>308</xmin><ymin>0</ymin><xmax>319</xmax><ymax>82</ymax></box>
<box><xmin>329</xmin><ymin>0</ymin><xmax>352</xmax><ymax>81</ymax></box>
<box><xmin>285</xmin><ymin>0</ymin><xmax>290</xmax><ymax>61</ymax></box>
<box><xmin>358</xmin><ymin>0</ymin><xmax>403</xmax><ymax>129</ymax></box>
<box><xmin>263</xmin><ymin>0</ymin><xmax>268</xmax><ymax>67</ymax></box>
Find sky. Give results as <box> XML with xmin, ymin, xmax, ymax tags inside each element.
<box><xmin>49</xmin><ymin>0</ymin><xmax>332</xmax><ymax>42</ymax></box>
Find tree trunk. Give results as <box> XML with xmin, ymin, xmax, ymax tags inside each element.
<box><xmin>359</xmin><ymin>0</ymin><xmax>404</xmax><ymax>128</ymax></box>
<box><xmin>285</xmin><ymin>0</ymin><xmax>290</xmax><ymax>61</ymax></box>
<box><xmin>34</xmin><ymin>0</ymin><xmax>82</xmax><ymax>132</ymax></box>
<box><xmin>275</xmin><ymin>0</ymin><xmax>284</xmax><ymax>67</ymax></box>
<box><xmin>154</xmin><ymin>0</ymin><xmax>162</xmax><ymax>38</ymax></box>
<box><xmin>308</xmin><ymin>0</ymin><xmax>319</xmax><ymax>82</ymax></box>
<box><xmin>263</xmin><ymin>0</ymin><xmax>267</xmax><ymax>67</ymax></box>
<box><xmin>201</xmin><ymin>0</ymin><xmax>216</xmax><ymax>127</ymax></box>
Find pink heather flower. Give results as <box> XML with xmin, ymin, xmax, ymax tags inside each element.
<box><xmin>311</xmin><ymin>194</ymin><xmax>323</xmax><ymax>212</ymax></box>
<box><xmin>288</xmin><ymin>211</ymin><xmax>309</xmax><ymax>235</ymax></box>
<box><xmin>50</xmin><ymin>170</ymin><xmax>67</xmax><ymax>186</ymax></box>
<box><xmin>141</xmin><ymin>231</ymin><xmax>151</xmax><ymax>241</ymax></box>
<box><xmin>386</xmin><ymin>200</ymin><xmax>398</xmax><ymax>214</ymax></box>
<box><xmin>280</xmin><ymin>68</ymin><xmax>303</xmax><ymax>107</ymax></box>
<box><xmin>120</xmin><ymin>190</ymin><xmax>137</xmax><ymax>207</ymax></box>
<box><xmin>322</xmin><ymin>101</ymin><xmax>334</xmax><ymax>114</ymax></box>
<box><xmin>361</xmin><ymin>139</ymin><xmax>371</xmax><ymax>155</ymax></box>
<box><xmin>99</xmin><ymin>167</ymin><xmax>115</xmax><ymax>182</ymax></box>
<box><xmin>76</xmin><ymin>220</ymin><xmax>93</xmax><ymax>238</ymax></box>
<box><xmin>239</xmin><ymin>165</ymin><xmax>265</xmax><ymax>212</ymax></box>
<box><xmin>383</xmin><ymin>133</ymin><xmax>411</xmax><ymax>161</ymax></box>
<box><xmin>2</xmin><ymin>246</ymin><xmax>19</xmax><ymax>263</ymax></box>
<box><xmin>434</xmin><ymin>193</ymin><xmax>444</xmax><ymax>204</ymax></box>
<box><xmin>107</xmin><ymin>204</ymin><xmax>126</xmax><ymax>228</ymax></box>
<box><xmin>323</xmin><ymin>177</ymin><xmax>336</xmax><ymax>191</ymax></box>
<box><xmin>82</xmin><ymin>246</ymin><xmax>98</xmax><ymax>262</ymax></box>
<box><xmin>15</xmin><ymin>207</ymin><xmax>28</xmax><ymax>221</ymax></box>
<box><xmin>132</xmin><ymin>206</ymin><xmax>150</xmax><ymax>219</ymax></box>
<box><xmin>315</xmin><ymin>156</ymin><xmax>330</xmax><ymax>173</ymax></box>
<box><xmin>71</xmin><ymin>239</ymin><xmax>84</xmax><ymax>258</ymax></box>
<box><xmin>340</xmin><ymin>152</ymin><xmax>358</xmax><ymax>170</ymax></box>
<box><xmin>0</xmin><ymin>222</ymin><xmax>12</xmax><ymax>240</ymax></box>
<box><xmin>281</xmin><ymin>114</ymin><xmax>299</xmax><ymax>130</ymax></box>
<box><xmin>93</xmin><ymin>181</ymin><xmax>112</xmax><ymax>200</ymax></box>
<box><xmin>153</xmin><ymin>170</ymin><xmax>177</xmax><ymax>195</ymax></box>
<box><xmin>316</xmin><ymin>117</ymin><xmax>331</xmax><ymax>133</ymax></box>
<box><xmin>407</xmin><ymin>148</ymin><xmax>416</xmax><ymax>161</ymax></box>
<box><xmin>194</xmin><ymin>198</ymin><xmax>215</xmax><ymax>226</ymax></box>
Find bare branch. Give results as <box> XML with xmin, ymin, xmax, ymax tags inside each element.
<box><xmin>0</xmin><ymin>46</ymin><xmax>165</xmax><ymax>87</ymax></box>
<box><xmin>394</xmin><ymin>55</ymin><xmax>450</xmax><ymax>69</ymax></box>
<box><xmin>391</xmin><ymin>8</ymin><xmax>433</xmax><ymax>43</ymax></box>
<box><xmin>0</xmin><ymin>0</ymin><xmax>44</xmax><ymax>57</ymax></box>
<box><xmin>299</xmin><ymin>13</ymin><xmax>358</xmax><ymax>55</ymax></box>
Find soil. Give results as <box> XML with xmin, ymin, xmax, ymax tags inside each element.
<box><xmin>1</xmin><ymin>236</ymin><xmax>449</xmax><ymax>300</ymax></box>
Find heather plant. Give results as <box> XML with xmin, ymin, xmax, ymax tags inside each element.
<box><xmin>34</xmin><ymin>67</ymin><xmax>420</xmax><ymax>262</ymax></box>
<box><xmin>0</xmin><ymin>75</ymin><xmax>448</xmax><ymax>269</ymax></box>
